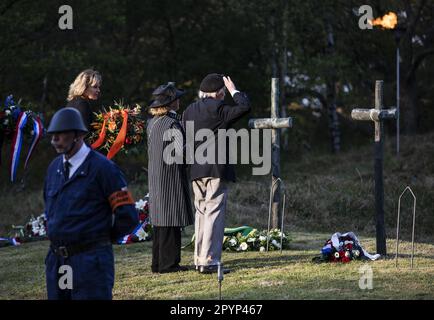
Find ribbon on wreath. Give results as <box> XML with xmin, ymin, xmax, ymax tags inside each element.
<box><xmin>9</xmin><ymin>112</ymin><xmax>44</xmax><ymax>182</ymax></box>
<box><xmin>91</xmin><ymin>114</ymin><xmax>108</xmax><ymax>149</ymax></box>
<box><xmin>9</xmin><ymin>112</ymin><xmax>28</xmax><ymax>182</ymax></box>
<box><xmin>24</xmin><ymin>116</ymin><xmax>43</xmax><ymax>169</ymax></box>
<box><xmin>0</xmin><ymin>237</ymin><xmax>21</xmax><ymax>247</ymax></box>
<box><xmin>107</xmin><ymin>110</ymin><xmax>128</xmax><ymax>160</ymax></box>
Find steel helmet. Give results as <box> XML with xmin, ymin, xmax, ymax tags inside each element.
<box><xmin>47</xmin><ymin>107</ymin><xmax>88</xmax><ymax>133</ymax></box>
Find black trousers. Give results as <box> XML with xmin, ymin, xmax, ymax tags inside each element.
<box><xmin>152</xmin><ymin>226</ymin><xmax>181</xmax><ymax>272</ymax></box>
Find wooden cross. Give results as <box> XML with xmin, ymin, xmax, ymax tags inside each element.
<box><xmin>249</xmin><ymin>78</ymin><xmax>293</xmax><ymax>229</ymax></box>
<box><xmin>351</xmin><ymin>80</ymin><xmax>396</xmax><ymax>255</ymax></box>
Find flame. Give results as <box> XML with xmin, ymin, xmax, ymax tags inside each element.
<box><xmin>369</xmin><ymin>12</ymin><xmax>397</xmax><ymax>29</ymax></box>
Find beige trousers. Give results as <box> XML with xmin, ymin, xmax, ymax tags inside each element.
<box><xmin>192</xmin><ymin>177</ymin><xmax>228</xmax><ymax>267</ymax></box>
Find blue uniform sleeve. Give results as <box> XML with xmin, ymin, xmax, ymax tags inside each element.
<box><xmin>43</xmin><ymin>178</ymin><xmax>47</xmax><ymax>209</ymax></box>
<box><xmin>99</xmin><ymin>162</ymin><xmax>139</xmax><ymax>241</ymax></box>
<box><xmin>42</xmin><ymin>178</ymin><xmax>48</xmax><ymax>223</ymax></box>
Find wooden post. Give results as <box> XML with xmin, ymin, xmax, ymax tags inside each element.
<box><xmin>271</xmin><ymin>78</ymin><xmax>281</xmax><ymax>229</ymax></box>
<box><xmin>374</xmin><ymin>81</ymin><xmax>386</xmax><ymax>255</ymax></box>
<box><xmin>351</xmin><ymin>80</ymin><xmax>397</xmax><ymax>255</ymax></box>
<box><xmin>249</xmin><ymin>78</ymin><xmax>292</xmax><ymax>229</ymax></box>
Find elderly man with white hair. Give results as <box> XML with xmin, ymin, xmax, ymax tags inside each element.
<box><xmin>183</xmin><ymin>73</ymin><xmax>251</xmax><ymax>274</ymax></box>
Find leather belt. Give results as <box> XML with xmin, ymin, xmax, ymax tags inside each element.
<box><xmin>50</xmin><ymin>239</ymin><xmax>111</xmax><ymax>258</ymax></box>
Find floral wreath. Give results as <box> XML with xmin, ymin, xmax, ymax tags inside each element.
<box><xmin>88</xmin><ymin>102</ymin><xmax>146</xmax><ymax>159</ymax></box>
<box><xmin>0</xmin><ymin>95</ymin><xmax>45</xmax><ymax>182</ymax></box>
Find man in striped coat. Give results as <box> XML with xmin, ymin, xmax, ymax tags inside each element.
<box><xmin>147</xmin><ymin>83</ymin><xmax>194</xmax><ymax>273</ymax></box>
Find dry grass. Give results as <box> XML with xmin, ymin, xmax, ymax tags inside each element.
<box><xmin>226</xmin><ymin>132</ymin><xmax>434</xmax><ymax>241</ymax></box>
<box><xmin>1</xmin><ymin>230</ymin><xmax>433</xmax><ymax>300</ymax></box>
<box><xmin>1</xmin><ymin>132</ymin><xmax>433</xmax><ymax>241</ymax></box>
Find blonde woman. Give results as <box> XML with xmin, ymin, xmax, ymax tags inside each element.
<box><xmin>66</xmin><ymin>69</ymin><xmax>102</xmax><ymax>129</ymax></box>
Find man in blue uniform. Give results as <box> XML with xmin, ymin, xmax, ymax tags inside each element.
<box><xmin>44</xmin><ymin>107</ymin><xmax>138</xmax><ymax>300</ymax></box>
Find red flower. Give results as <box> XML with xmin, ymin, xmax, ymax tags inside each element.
<box><xmin>342</xmin><ymin>257</ymin><xmax>351</xmax><ymax>263</ymax></box>
<box><xmin>139</xmin><ymin>211</ymin><xmax>147</xmax><ymax>222</ymax></box>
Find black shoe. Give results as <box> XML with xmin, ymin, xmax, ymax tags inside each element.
<box><xmin>176</xmin><ymin>265</ymin><xmax>190</xmax><ymax>272</ymax></box>
<box><xmin>198</xmin><ymin>265</ymin><xmax>231</xmax><ymax>274</ymax></box>
<box><xmin>159</xmin><ymin>265</ymin><xmax>190</xmax><ymax>273</ymax></box>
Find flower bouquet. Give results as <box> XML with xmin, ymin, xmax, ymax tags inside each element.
<box><xmin>88</xmin><ymin>102</ymin><xmax>146</xmax><ymax>159</ymax></box>
<box><xmin>0</xmin><ymin>95</ymin><xmax>45</xmax><ymax>182</ymax></box>
<box><xmin>13</xmin><ymin>213</ymin><xmax>48</xmax><ymax>239</ymax></box>
<box><xmin>321</xmin><ymin>236</ymin><xmax>364</xmax><ymax>263</ymax></box>
<box><xmin>0</xmin><ymin>213</ymin><xmax>48</xmax><ymax>247</ymax></box>
<box><xmin>117</xmin><ymin>193</ymin><xmax>153</xmax><ymax>244</ymax></box>
<box><xmin>313</xmin><ymin>232</ymin><xmax>381</xmax><ymax>263</ymax></box>
<box><xmin>1</xmin><ymin>95</ymin><xmax>23</xmax><ymax>139</ymax></box>
<box><xmin>223</xmin><ymin>228</ymin><xmax>291</xmax><ymax>252</ymax></box>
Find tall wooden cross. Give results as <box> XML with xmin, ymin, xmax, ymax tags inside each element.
<box><xmin>249</xmin><ymin>78</ymin><xmax>293</xmax><ymax>229</ymax></box>
<box><xmin>351</xmin><ymin>80</ymin><xmax>396</xmax><ymax>255</ymax></box>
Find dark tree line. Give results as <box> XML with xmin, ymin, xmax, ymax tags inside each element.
<box><xmin>1</xmin><ymin>0</ymin><xmax>433</xmax><ymax>150</ymax></box>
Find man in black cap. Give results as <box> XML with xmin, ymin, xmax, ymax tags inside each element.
<box><xmin>182</xmin><ymin>74</ymin><xmax>251</xmax><ymax>274</ymax></box>
<box><xmin>44</xmin><ymin>107</ymin><xmax>138</xmax><ymax>299</ymax></box>
<box><xmin>147</xmin><ymin>82</ymin><xmax>194</xmax><ymax>273</ymax></box>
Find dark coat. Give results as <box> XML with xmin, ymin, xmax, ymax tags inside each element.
<box><xmin>147</xmin><ymin>113</ymin><xmax>194</xmax><ymax>227</ymax></box>
<box><xmin>182</xmin><ymin>92</ymin><xmax>251</xmax><ymax>182</ymax></box>
<box><xmin>44</xmin><ymin>150</ymin><xmax>139</xmax><ymax>245</ymax></box>
<box><xmin>66</xmin><ymin>97</ymin><xmax>93</xmax><ymax>130</ymax></box>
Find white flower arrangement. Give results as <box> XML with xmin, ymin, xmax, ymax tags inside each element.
<box><xmin>135</xmin><ymin>199</ymin><xmax>147</xmax><ymax>210</ymax></box>
<box><xmin>271</xmin><ymin>239</ymin><xmax>281</xmax><ymax>250</ymax></box>
<box><xmin>136</xmin><ymin>228</ymin><xmax>149</xmax><ymax>241</ymax></box>
<box><xmin>31</xmin><ymin>214</ymin><xmax>47</xmax><ymax>237</ymax></box>
<box><xmin>223</xmin><ymin>228</ymin><xmax>291</xmax><ymax>252</ymax></box>
<box><xmin>11</xmin><ymin>213</ymin><xmax>47</xmax><ymax>240</ymax></box>
<box><xmin>229</xmin><ymin>238</ymin><xmax>238</xmax><ymax>247</ymax></box>
<box><xmin>239</xmin><ymin>242</ymin><xmax>248</xmax><ymax>251</ymax></box>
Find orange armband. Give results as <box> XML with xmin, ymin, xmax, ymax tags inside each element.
<box><xmin>108</xmin><ymin>190</ymin><xmax>134</xmax><ymax>212</ymax></box>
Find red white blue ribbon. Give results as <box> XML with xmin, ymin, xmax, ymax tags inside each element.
<box><xmin>9</xmin><ymin>112</ymin><xmax>28</xmax><ymax>182</ymax></box>
<box><xmin>0</xmin><ymin>237</ymin><xmax>21</xmax><ymax>246</ymax></box>
<box><xmin>24</xmin><ymin>116</ymin><xmax>43</xmax><ymax>169</ymax></box>
<box><xmin>117</xmin><ymin>221</ymin><xmax>151</xmax><ymax>244</ymax></box>
<box><xmin>117</xmin><ymin>223</ymin><xmax>142</xmax><ymax>244</ymax></box>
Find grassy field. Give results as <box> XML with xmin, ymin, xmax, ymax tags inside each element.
<box><xmin>1</xmin><ymin>132</ymin><xmax>433</xmax><ymax>299</ymax></box>
<box><xmin>1</xmin><ymin>228</ymin><xmax>433</xmax><ymax>300</ymax></box>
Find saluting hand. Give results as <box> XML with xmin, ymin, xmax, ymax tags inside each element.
<box><xmin>223</xmin><ymin>76</ymin><xmax>237</xmax><ymax>96</ymax></box>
